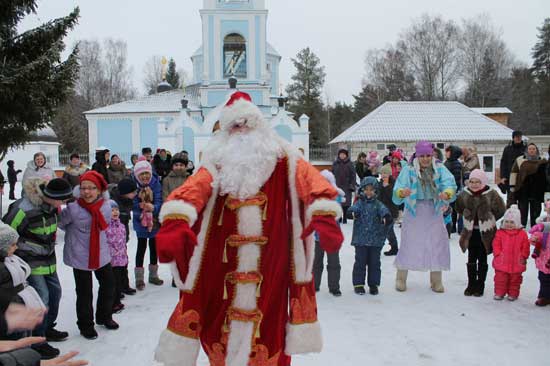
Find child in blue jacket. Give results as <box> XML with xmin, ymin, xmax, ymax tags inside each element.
<box><xmin>348</xmin><ymin>176</ymin><xmax>393</xmax><ymax>295</ymax></box>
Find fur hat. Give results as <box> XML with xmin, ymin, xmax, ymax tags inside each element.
<box><xmin>171</xmin><ymin>153</ymin><xmax>188</xmax><ymax>167</ymax></box>
<box><xmin>118</xmin><ymin>178</ymin><xmax>137</xmax><ymax>196</ymax></box>
<box><xmin>0</xmin><ymin>221</ymin><xmax>19</xmax><ymax>257</ymax></box>
<box><xmin>134</xmin><ymin>160</ymin><xmax>152</xmax><ymax>178</ymax></box>
<box><xmin>80</xmin><ymin>171</ymin><xmax>108</xmax><ymax>192</ymax></box>
<box><xmin>219</xmin><ymin>91</ymin><xmax>265</xmax><ymax>132</ymax></box>
<box><xmin>415</xmin><ymin>141</ymin><xmax>434</xmax><ymax>156</ymax></box>
<box><xmin>468</xmin><ymin>169</ymin><xmax>488</xmax><ymax>188</ymax></box>
<box><xmin>503</xmin><ymin>205</ymin><xmax>522</xmax><ymax>228</ymax></box>
<box><xmin>109</xmin><ymin>199</ymin><xmax>119</xmax><ymax>209</ymax></box>
<box><xmin>40</xmin><ymin>178</ymin><xmax>73</xmax><ymax>200</ymax></box>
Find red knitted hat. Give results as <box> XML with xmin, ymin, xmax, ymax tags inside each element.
<box><xmin>80</xmin><ymin>171</ymin><xmax>108</xmax><ymax>192</ymax></box>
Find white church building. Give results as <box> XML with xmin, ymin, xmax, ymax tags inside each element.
<box><xmin>85</xmin><ymin>0</ymin><xmax>310</xmax><ymax>164</ymax></box>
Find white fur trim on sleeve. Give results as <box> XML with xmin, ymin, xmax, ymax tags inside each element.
<box><xmin>306</xmin><ymin>199</ymin><xmax>343</xmax><ymax>220</ymax></box>
<box><xmin>159</xmin><ymin>200</ymin><xmax>198</xmax><ymax>226</ymax></box>
<box><xmin>154</xmin><ymin>329</ymin><xmax>200</xmax><ymax>366</ymax></box>
<box><xmin>284</xmin><ymin>321</ymin><xmax>323</xmax><ymax>355</ymax></box>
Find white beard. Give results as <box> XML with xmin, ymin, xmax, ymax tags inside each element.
<box><xmin>202</xmin><ymin>126</ymin><xmax>283</xmax><ymax>200</ymax></box>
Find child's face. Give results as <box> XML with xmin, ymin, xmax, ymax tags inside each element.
<box><xmin>363</xmin><ymin>185</ymin><xmax>376</xmax><ymax>199</ymax></box>
<box><xmin>381</xmin><ymin>173</ymin><xmax>389</xmax><ymax>180</ymax></box>
<box><xmin>111</xmin><ymin>207</ymin><xmax>120</xmax><ymax>220</ymax></box>
<box><xmin>173</xmin><ymin>163</ymin><xmax>186</xmax><ymax>172</ymax></box>
<box><xmin>138</xmin><ymin>172</ymin><xmax>151</xmax><ymax>185</ymax></box>
<box><xmin>7</xmin><ymin>242</ymin><xmax>17</xmax><ymax>256</ymax></box>
<box><xmin>81</xmin><ymin>181</ymin><xmax>100</xmax><ymax>203</ymax></box>
<box><xmin>468</xmin><ymin>178</ymin><xmax>484</xmax><ymax>192</ymax></box>
<box><xmin>503</xmin><ymin>220</ymin><xmax>517</xmax><ymax>230</ymax></box>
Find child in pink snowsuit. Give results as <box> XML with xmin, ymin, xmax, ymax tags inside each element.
<box><xmin>528</xmin><ymin>201</ymin><xmax>550</xmax><ymax>306</ymax></box>
<box><xmin>106</xmin><ymin>200</ymin><xmax>129</xmax><ymax>313</ymax></box>
<box><xmin>492</xmin><ymin>204</ymin><xmax>530</xmax><ymax>301</ymax></box>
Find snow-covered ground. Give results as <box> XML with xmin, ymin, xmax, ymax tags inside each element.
<box><xmin>1</xmin><ymin>186</ymin><xmax>548</xmax><ymax>366</ymax></box>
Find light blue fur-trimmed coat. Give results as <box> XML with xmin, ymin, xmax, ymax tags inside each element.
<box><xmin>392</xmin><ymin>159</ymin><xmax>457</xmax><ymax>217</ymax></box>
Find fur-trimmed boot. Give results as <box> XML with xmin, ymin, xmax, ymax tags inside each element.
<box><xmin>430</xmin><ymin>271</ymin><xmax>445</xmax><ymax>293</ymax></box>
<box><xmin>473</xmin><ymin>263</ymin><xmax>488</xmax><ymax>297</ymax></box>
<box><xmin>396</xmin><ymin>270</ymin><xmax>408</xmax><ymax>292</ymax></box>
<box><xmin>148</xmin><ymin>264</ymin><xmax>164</xmax><ymax>286</ymax></box>
<box><xmin>135</xmin><ymin>267</ymin><xmax>145</xmax><ymax>291</ymax></box>
<box><xmin>464</xmin><ymin>263</ymin><xmax>477</xmax><ymax>296</ymax></box>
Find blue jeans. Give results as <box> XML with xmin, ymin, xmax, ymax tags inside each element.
<box><xmin>352</xmin><ymin>246</ymin><xmax>382</xmax><ymax>287</ymax></box>
<box><xmin>27</xmin><ymin>272</ymin><xmax>62</xmax><ymax>336</ymax></box>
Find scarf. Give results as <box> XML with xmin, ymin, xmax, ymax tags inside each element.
<box><xmin>4</xmin><ymin>255</ymin><xmax>46</xmax><ymax>309</ymax></box>
<box><xmin>78</xmin><ymin>197</ymin><xmax>108</xmax><ymax>269</ymax></box>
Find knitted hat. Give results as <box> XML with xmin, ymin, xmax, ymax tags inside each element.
<box><xmin>367</xmin><ymin>151</ymin><xmax>381</xmax><ymax>168</ymax></box>
<box><xmin>0</xmin><ymin>221</ymin><xmax>19</xmax><ymax>256</ymax></box>
<box><xmin>118</xmin><ymin>178</ymin><xmax>137</xmax><ymax>195</ymax></box>
<box><xmin>134</xmin><ymin>160</ymin><xmax>152</xmax><ymax>177</ymax></box>
<box><xmin>415</xmin><ymin>141</ymin><xmax>434</xmax><ymax>156</ymax></box>
<box><xmin>80</xmin><ymin>171</ymin><xmax>108</xmax><ymax>192</ymax></box>
<box><xmin>380</xmin><ymin>164</ymin><xmax>392</xmax><ymax>176</ymax></box>
<box><xmin>468</xmin><ymin>169</ymin><xmax>488</xmax><ymax>188</ymax></box>
<box><xmin>391</xmin><ymin>150</ymin><xmax>404</xmax><ymax>161</ymax></box>
<box><xmin>40</xmin><ymin>178</ymin><xmax>73</xmax><ymax>200</ymax></box>
<box><xmin>503</xmin><ymin>204</ymin><xmax>522</xmax><ymax>228</ymax></box>
<box><xmin>360</xmin><ymin>176</ymin><xmax>379</xmax><ymax>191</ymax></box>
<box><xmin>512</xmin><ymin>130</ymin><xmax>523</xmax><ymax>138</ymax></box>
<box><xmin>109</xmin><ymin>199</ymin><xmax>119</xmax><ymax>209</ymax></box>
<box><xmin>219</xmin><ymin>91</ymin><xmax>265</xmax><ymax>131</ymax></box>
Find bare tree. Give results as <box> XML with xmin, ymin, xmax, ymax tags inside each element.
<box><xmin>459</xmin><ymin>15</ymin><xmax>516</xmax><ymax>105</ymax></box>
<box><xmin>143</xmin><ymin>55</ymin><xmax>164</xmax><ymax>94</ymax></box>
<box><xmin>75</xmin><ymin>38</ymin><xmax>136</xmax><ymax>108</ymax></box>
<box><xmin>398</xmin><ymin>14</ymin><xmax>461</xmax><ymax>100</ymax></box>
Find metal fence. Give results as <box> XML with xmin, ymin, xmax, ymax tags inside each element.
<box><xmin>58</xmin><ymin>152</ymin><xmax>135</xmax><ymax>167</ymax></box>
<box><xmin>309</xmin><ymin>146</ymin><xmax>338</xmax><ymax>162</ymax></box>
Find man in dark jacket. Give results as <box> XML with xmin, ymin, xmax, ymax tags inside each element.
<box><xmin>92</xmin><ymin>148</ymin><xmax>110</xmax><ymax>184</ymax></box>
<box><xmin>444</xmin><ymin>146</ymin><xmax>463</xmax><ymax>234</ymax></box>
<box><xmin>332</xmin><ymin>148</ymin><xmax>356</xmax><ymax>224</ymax></box>
<box><xmin>382</xmin><ymin>144</ymin><xmax>397</xmax><ymax>165</ymax></box>
<box><xmin>499</xmin><ymin>131</ymin><xmax>526</xmax><ymax>205</ymax></box>
<box><xmin>2</xmin><ymin>178</ymin><xmax>73</xmax><ymax>359</ymax></box>
<box><xmin>152</xmin><ymin>149</ymin><xmax>172</xmax><ymax>181</ymax></box>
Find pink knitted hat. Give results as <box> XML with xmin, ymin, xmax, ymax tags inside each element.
<box><xmin>134</xmin><ymin>160</ymin><xmax>152</xmax><ymax>178</ymax></box>
<box><xmin>503</xmin><ymin>204</ymin><xmax>522</xmax><ymax>228</ymax></box>
<box><xmin>468</xmin><ymin>169</ymin><xmax>488</xmax><ymax>188</ymax></box>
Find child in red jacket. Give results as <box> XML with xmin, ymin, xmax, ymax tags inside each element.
<box><xmin>492</xmin><ymin>205</ymin><xmax>530</xmax><ymax>301</ymax></box>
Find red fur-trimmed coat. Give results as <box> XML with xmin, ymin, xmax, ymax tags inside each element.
<box><xmin>454</xmin><ymin>187</ymin><xmax>506</xmax><ymax>254</ymax></box>
<box><xmin>153</xmin><ymin>151</ymin><xmax>341</xmax><ymax>366</ymax></box>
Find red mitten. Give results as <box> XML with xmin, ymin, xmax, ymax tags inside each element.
<box><xmin>301</xmin><ymin>215</ymin><xmax>344</xmax><ymax>254</ymax></box>
<box><xmin>157</xmin><ymin>219</ymin><xmax>197</xmax><ymax>279</ymax></box>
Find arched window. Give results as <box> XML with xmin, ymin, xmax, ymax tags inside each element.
<box><xmin>223</xmin><ymin>33</ymin><xmax>247</xmax><ymax>78</ymax></box>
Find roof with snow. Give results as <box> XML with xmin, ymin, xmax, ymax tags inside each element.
<box><xmin>470</xmin><ymin>107</ymin><xmax>513</xmax><ymax>115</ymax></box>
<box><xmin>330</xmin><ymin>101</ymin><xmax>515</xmax><ymax>144</ymax></box>
<box><xmin>29</xmin><ymin>126</ymin><xmax>58</xmax><ymax>142</ymax></box>
<box><xmin>84</xmin><ymin>87</ymin><xmax>201</xmax><ymax>115</ymax></box>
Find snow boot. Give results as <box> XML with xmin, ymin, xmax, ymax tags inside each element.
<box><xmin>369</xmin><ymin>286</ymin><xmax>379</xmax><ymax>295</ymax></box>
<box><xmin>396</xmin><ymin>269</ymin><xmax>408</xmax><ymax>292</ymax></box>
<box><xmin>31</xmin><ymin>343</ymin><xmax>60</xmax><ymax>360</ymax></box>
<box><xmin>473</xmin><ymin>263</ymin><xmax>488</xmax><ymax>297</ymax></box>
<box><xmin>464</xmin><ymin>263</ymin><xmax>477</xmax><ymax>296</ymax></box>
<box><xmin>354</xmin><ymin>286</ymin><xmax>366</xmax><ymax>295</ymax></box>
<box><xmin>430</xmin><ymin>271</ymin><xmax>445</xmax><ymax>293</ymax></box>
<box><xmin>135</xmin><ymin>267</ymin><xmax>145</xmax><ymax>291</ymax></box>
<box><xmin>148</xmin><ymin>264</ymin><xmax>164</xmax><ymax>286</ymax></box>
<box><xmin>45</xmin><ymin>324</ymin><xmax>69</xmax><ymax>342</ymax></box>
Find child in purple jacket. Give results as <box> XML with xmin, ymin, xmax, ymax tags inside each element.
<box><xmin>106</xmin><ymin>200</ymin><xmax>128</xmax><ymax>313</ymax></box>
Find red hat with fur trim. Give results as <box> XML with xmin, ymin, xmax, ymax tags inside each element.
<box><xmin>219</xmin><ymin>91</ymin><xmax>265</xmax><ymax>132</ymax></box>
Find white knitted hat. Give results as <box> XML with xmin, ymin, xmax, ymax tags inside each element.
<box><xmin>503</xmin><ymin>204</ymin><xmax>522</xmax><ymax>228</ymax></box>
<box><xmin>0</xmin><ymin>221</ymin><xmax>19</xmax><ymax>256</ymax></box>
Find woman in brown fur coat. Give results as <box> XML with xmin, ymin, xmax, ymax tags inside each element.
<box><xmin>455</xmin><ymin>169</ymin><xmax>506</xmax><ymax>297</ymax></box>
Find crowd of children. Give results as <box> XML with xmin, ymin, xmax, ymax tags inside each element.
<box><xmin>0</xmin><ymin>148</ymin><xmax>191</xmax><ymax>361</ymax></box>
<box><xmin>0</xmin><ymin>140</ymin><xmax>549</xmax><ymax>363</ymax></box>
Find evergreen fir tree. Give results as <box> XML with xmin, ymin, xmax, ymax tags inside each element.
<box><xmin>0</xmin><ymin>1</ymin><xmax>80</xmax><ymax>161</ymax></box>
<box><xmin>285</xmin><ymin>48</ymin><xmax>326</xmax><ymax>146</ymax></box>
<box><xmin>166</xmin><ymin>58</ymin><xmax>180</xmax><ymax>89</ymax></box>
<box><xmin>531</xmin><ymin>18</ymin><xmax>550</xmax><ymax>134</ymax></box>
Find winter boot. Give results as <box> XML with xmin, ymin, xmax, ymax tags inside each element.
<box><xmin>354</xmin><ymin>286</ymin><xmax>366</xmax><ymax>295</ymax></box>
<box><xmin>395</xmin><ymin>270</ymin><xmax>408</xmax><ymax>292</ymax></box>
<box><xmin>135</xmin><ymin>267</ymin><xmax>145</xmax><ymax>291</ymax></box>
<box><xmin>149</xmin><ymin>264</ymin><xmax>164</xmax><ymax>286</ymax></box>
<box><xmin>31</xmin><ymin>343</ymin><xmax>60</xmax><ymax>360</ymax></box>
<box><xmin>430</xmin><ymin>271</ymin><xmax>445</xmax><ymax>293</ymax></box>
<box><xmin>464</xmin><ymin>263</ymin><xmax>477</xmax><ymax>296</ymax></box>
<box><xmin>473</xmin><ymin>263</ymin><xmax>488</xmax><ymax>297</ymax></box>
<box><xmin>45</xmin><ymin>324</ymin><xmax>69</xmax><ymax>342</ymax></box>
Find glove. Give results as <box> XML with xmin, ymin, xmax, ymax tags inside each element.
<box><xmin>156</xmin><ymin>219</ymin><xmax>197</xmax><ymax>280</ymax></box>
<box><xmin>301</xmin><ymin>215</ymin><xmax>344</xmax><ymax>254</ymax></box>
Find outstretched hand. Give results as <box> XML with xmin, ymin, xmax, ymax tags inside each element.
<box><xmin>42</xmin><ymin>351</ymin><xmax>88</xmax><ymax>366</ymax></box>
<box><xmin>0</xmin><ymin>337</ymin><xmax>45</xmax><ymax>353</ymax></box>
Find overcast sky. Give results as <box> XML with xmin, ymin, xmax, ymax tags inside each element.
<box><xmin>20</xmin><ymin>0</ymin><xmax>550</xmax><ymax>104</ymax></box>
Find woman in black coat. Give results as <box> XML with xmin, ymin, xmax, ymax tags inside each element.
<box><xmin>444</xmin><ymin>145</ymin><xmax>463</xmax><ymax>234</ymax></box>
<box><xmin>332</xmin><ymin>149</ymin><xmax>356</xmax><ymax>224</ymax></box>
